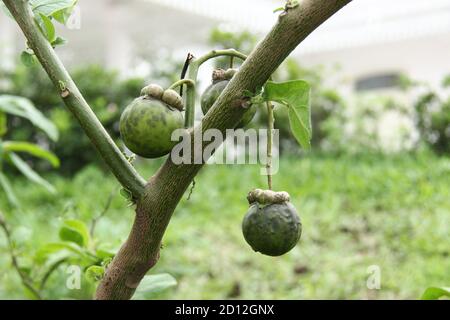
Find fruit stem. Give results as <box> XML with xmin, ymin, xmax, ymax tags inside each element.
<box><xmin>184</xmin><ymin>49</ymin><xmax>247</xmax><ymax>128</ymax></box>
<box><xmin>266</xmin><ymin>101</ymin><xmax>274</xmax><ymax>190</ymax></box>
<box><xmin>168</xmin><ymin>79</ymin><xmax>195</xmax><ymax>91</ymax></box>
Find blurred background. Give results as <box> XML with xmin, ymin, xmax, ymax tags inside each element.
<box><xmin>0</xmin><ymin>0</ymin><xmax>449</xmax><ymax>299</ymax></box>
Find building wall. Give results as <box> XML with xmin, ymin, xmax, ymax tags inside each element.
<box><xmin>298</xmin><ymin>30</ymin><xmax>450</xmax><ymax>92</ymax></box>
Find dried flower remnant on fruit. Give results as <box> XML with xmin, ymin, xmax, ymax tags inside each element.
<box><xmin>162</xmin><ymin>89</ymin><xmax>184</xmax><ymax>111</ymax></box>
<box><xmin>141</xmin><ymin>84</ymin><xmax>164</xmax><ymax>99</ymax></box>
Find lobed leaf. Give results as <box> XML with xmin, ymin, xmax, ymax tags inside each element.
<box><xmin>263</xmin><ymin>80</ymin><xmax>312</xmax><ymax>149</ymax></box>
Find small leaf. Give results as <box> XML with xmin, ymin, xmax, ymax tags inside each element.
<box><xmin>35</xmin><ymin>242</ymin><xmax>83</xmax><ymax>264</ymax></box>
<box><xmin>59</xmin><ymin>219</ymin><xmax>90</xmax><ymax>247</ymax></box>
<box><xmin>52</xmin><ymin>6</ymin><xmax>74</xmax><ymax>24</ymax></box>
<box><xmin>0</xmin><ymin>172</ymin><xmax>19</xmax><ymax>207</ymax></box>
<box><xmin>85</xmin><ymin>265</ymin><xmax>104</xmax><ymax>282</ymax></box>
<box><xmin>0</xmin><ymin>95</ymin><xmax>59</xmax><ymax>141</ymax></box>
<box><xmin>120</xmin><ymin>188</ymin><xmax>133</xmax><ymax>201</ymax></box>
<box><xmin>37</xmin><ymin>13</ymin><xmax>56</xmax><ymax>43</ymax></box>
<box><xmin>133</xmin><ymin>274</ymin><xmax>177</xmax><ymax>300</ymax></box>
<box><xmin>3</xmin><ymin>141</ymin><xmax>60</xmax><ymax>167</ymax></box>
<box><xmin>51</xmin><ymin>36</ymin><xmax>68</xmax><ymax>47</ymax></box>
<box><xmin>263</xmin><ymin>80</ymin><xmax>311</xmax><ymax>149</ymax></box>
<box><xmin>421</xmin><ymin>287</ymin><xmax>450</xmax><ymax>300</ymax></box>
<box><xmin>30</xmin><ymin>0</ymin><xmax>77</xmax><ymax>18</ymax></box>
<box><xmin>20</xmin><ymin>51</ymin><xmax>37</xmax><ymax>67</ymax></box>
<box><xmin>273</xmin><ymin>6</ymin><xmax>285</xmax><ymax>13</ymax></box>
<box><xmin>8</xmin><ymin>153</ymin><xmax>56</xmax><ymax>194</ymax></box>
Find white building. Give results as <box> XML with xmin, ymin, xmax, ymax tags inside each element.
<box><xmin>2</xmin><ymin>0</ymin><xmax>450</xmax><ymax>90</ymax></box>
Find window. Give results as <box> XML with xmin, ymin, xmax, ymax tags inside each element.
<box><xmin>355</xmin><ymin>73</ymin><xmax>401</xmax><ymax>92</ymax></box>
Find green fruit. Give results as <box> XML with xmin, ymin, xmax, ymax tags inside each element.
<box><xmin>242</xmin><ymin>202</ymin><xmax>301</xmax><ymax>256</ymax></box>
<box><xmin>201</xmin><ymin>80</ymin><xmax>256</xmax><ymax>128</ymax></box>
<box><xmin>119</xmin><ymin>96</ymin><xmax>184</xmax><ymax>158</ymax></box>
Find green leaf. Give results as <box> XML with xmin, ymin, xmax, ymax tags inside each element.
<box><xmin>85</xmin><ymin>265</ymin><xmax>105</xmax><ymax>282</ymax></box>
<box><xmin>0</xmin><ymin>95</ymin><xmax>59</xmax><ymax>141</ymax></box>
<box><xmin>20</xmin><ymin>51</ymin><xmax>37</xmax><ymax>67</ymax></box>
<box><xmin>120</xmin><ymin>188</ymin><xmax>133</xmax><ymax>201</ymax></box>
<box><xmin>59</xmin><ymin>219</ymin><xmax>90</xmax><ymax>248</ymax></box>
<box><xmin>263</xmin><ymin>80</ymin><xmax>312</xmax><ymax>149</ymax></box>
<box><xmin>35</xmin><ymin>242</ymin><xmax>84</xmax><ymax>264</ymax></box>
<box><xmin>421</xmin><ymin>287</ymin><xmax>450</xmax><ymax>300</ymax></box>
<box><xmin>37</xmin><ymin>13</ymin><xmax>56</xmax><ymax>43</ymax></box>
<box><xmin>8</xmin><ymin>152</ymin><xmax>56</xmax><ymax>194</ymax></box>
<box><xmin>0</xmin><ymin>111</ymin><xmax>6</xmax><ymax>137</ymax></box>
<box><xmin>95</xmin><ymin>248</ymin><xmax>115</xmax><ymax>260</ymax></box>
<box><xmin>30</xmin><ymin>0</ymin><xmax>77</xmax><ymax>18</ymax></box>
<box><xmin>133</xmin><ymin>274</ymin><xmax>177</xmax><ymax>300</ymax></box>
<box><xmin>52</xmin><ymin>6</ymin><xmax>74</xmax><ymax>24</ymax></box>
<box><xmin>0</xmin><ymin>172</ymin><xmax>19</xmax><ymax>207</ymax></box>
<box><xmin>3</xmin><ymin>141</ymin><xmax>59</xmax><ymax>167</ymax></box>
<box><xmin>51</xmin><ymin>36</ymin><xmax>68</xmax><ymax>47</ymax></box>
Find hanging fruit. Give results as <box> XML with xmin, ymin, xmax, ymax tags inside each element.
<box><xmin>242</xmin><ymin>189</ymin><xmax>301</xmax><ymax>256</ymax></box>
<box><xmin>119</xmin><ymin>85</ymin><xmax>184</xmax><ymax>158</ymax></box>
<box><xmin>200</xmin><ymin>68</ymin><xmax>257</xmax><ymax>128</ymax></box>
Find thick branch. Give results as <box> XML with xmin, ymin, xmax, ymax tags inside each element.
<box><xmin>96</xmin><ymin>0</ymin><xmax>352</xmax><ymax>300</ymax></box>
<box><xmin>3</xmin><ymin>0</ymin><xmax>146</xmax><ymax>199</ymax></box>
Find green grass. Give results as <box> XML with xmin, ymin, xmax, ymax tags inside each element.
<box><xmin>1</xmin><ymin>152</ymin><xmax>449</xmax><ymax>299</ymax></box>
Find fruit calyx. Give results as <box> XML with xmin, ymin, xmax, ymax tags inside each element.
<box><xmin>212</xmin><ymin>68</ymin><xmax>237</xmax><ymax>83</ymax></box>
<box><xmin>140</xmin><ymin>84</ymin><xmax>184</xmax><ymax>111</ymax></box>
<box><xmin>247</xmin><ymin>189</ymin><xmax>290</xmax><ymax>205</ymax></box>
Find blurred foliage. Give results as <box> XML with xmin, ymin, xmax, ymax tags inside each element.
<box><xmin>414</xmin><ymin>81</ymin><xmax>450</xmax><ymax>154</ymax></box>
<box><xmin>323</xmin><ymin>94</ymin><xmax>417</xmax><ymax>154</ymax></box>
<box><xmin>0</xmin><ymin>64</ymin><xmax>145</xmax><ymax>173</ymax></box>
<box><xmin>0</xmin><ymin>153</ymin><xmax>448</xmax><ymax>299</ymax></box>
<box><xmin>0</xmin><ymin>95</ymin><xmax>60</xmax><ymax>207</ymax></box>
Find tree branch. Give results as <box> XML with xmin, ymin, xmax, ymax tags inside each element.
<box><xmin>0</xmin><ymin>211</ymin><xmax>42</xmax><ymax>299</ymax></box>
<box><xmin>95</xmin><ymin>0</ymin><xmax>352</xmax><ymax>299</ymax></box>
<box><xmin>184</xmin><ymin>49</ymin><xmax>247</xmax><ymax>127</ymax></box>
<box><xmin>3</xmin><ymin>0</ymin><xmax>146</xmax><ymax>199</ymax></box>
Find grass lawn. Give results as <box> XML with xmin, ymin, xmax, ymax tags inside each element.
<box><xmin>1</xmin><ymin>152</ymin><xmax>449</xmax><ymax>299</ymax></box>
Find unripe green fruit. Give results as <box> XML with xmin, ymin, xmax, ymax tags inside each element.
<box><xmin>242</xmin><ymin>201</ymin><xmax>301</xmax><ymax>256</ymax></box>
<box><xmin>200</xmin><ymin>80</ymin><xmax>256</xmax><ymax>128</ymax></box>
<box><xmin>119</xmin><ymin>96</ymin><xmax>184</xmax><ymax>158</ymax></box>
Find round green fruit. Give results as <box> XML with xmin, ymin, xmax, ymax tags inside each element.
<box><xmin>119</xmin><ymin>96</ymin><xmax>184</xmax><ymax>158</ymax></box>
<box><xmin>200</xmin><ymin>80</ymin><xmax>256</xmax><ymax>128</ymax></box>
<box><xmin>242</xmin><ymin>201</ymin><xmax>301</xmax><ymax>256</ymax></box>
